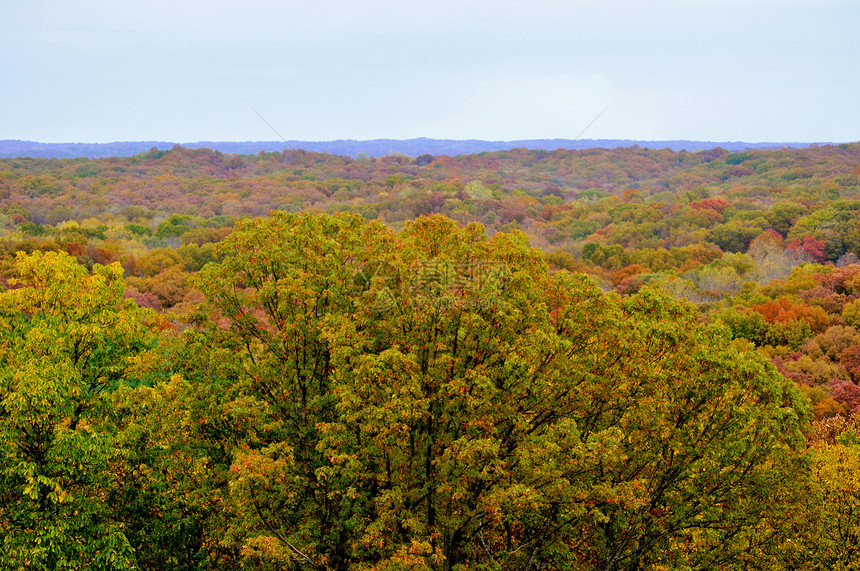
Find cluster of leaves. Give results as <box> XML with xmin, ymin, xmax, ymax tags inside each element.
<box><xmin>0</xmin><ymin>251</ymin><xmax>153</xmax><ymax>569</ymax></box>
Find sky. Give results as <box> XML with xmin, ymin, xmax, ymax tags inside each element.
<box><xmin>1</xmin><ymin>0</ymin><xmax>858</xmax><ymax>144</ymax></box>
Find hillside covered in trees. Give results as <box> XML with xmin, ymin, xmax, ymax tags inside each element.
<box><xmin>2</xmin><ymin>143</ymin><xmax>860</xmax><ymax>569</ymax></box>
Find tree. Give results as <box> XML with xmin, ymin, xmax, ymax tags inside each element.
<box><xmin>788</xmin><ymin>235</ymin><xmax>827</xmax><ymax>263</ymax></box>
<box><xmin>748</xmin><ymin>230</ymin><xmax>799</xmax><ymax>284</ymax></box>
<box><xmin>193</xmin><ymin>212</ymin><xmax>809</xmax><ymax>570</ymax></box>
<box><xmin>765</xmin><ymin>202</ymin><xmax>806</xmax><ymax>237</ymax></box>
<box><xmin>750</xmin><ymin>297</ymin><xmax>830</xmax><ymax>334</ymax></box>
<box><xmin>706</xmin><ymin>220</ymin><xmax>765</xmax><ymax>253</ymax></box>
<box><xmin>109</xmin><ymin>364</ymin><xmax>246</xmax><ymax>570</ymax></box>
<box><xmin>194</xmin><ymin>212</ymin><xmax>384</xmax><ymax>569</ymax></box>
<box><xmin>0</xmin><ymin>251</ymin><xmax>153</xmax><ymax>569</ymax></box>
<box><xmin>843</xmin><ymin>299</ymin><xmax>860</xmax><ymax>329</ymax></box>
<box><xmin>771</xmin><ymin>430</ymin><xmax>860</xmax><ymax>570</ymax></box>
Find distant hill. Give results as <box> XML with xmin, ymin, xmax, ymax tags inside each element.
<box><xmin>0</xmin><ymin>137</ymin><xmax>827</xmax><ymax>159</ymax></box>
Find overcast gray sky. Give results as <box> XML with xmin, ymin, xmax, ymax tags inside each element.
<box><xmin>1</xmin><ymin>0</ymin><xmax>857</xmax><ymax>144</ymax></box>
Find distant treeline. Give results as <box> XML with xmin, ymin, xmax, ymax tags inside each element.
<box><xmin>0</xmin><ymin>137</ymin><xmax>824</xmax><ymax>159</ymax></box>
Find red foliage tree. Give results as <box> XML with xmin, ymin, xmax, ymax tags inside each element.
<box><xmin>840</xmin><ymin>345</ymin><xmax>860</xmax><ymax>383</ymax></box>
<box><xmin>788</xmin><ymin>235</ymin><xmax>827</xmax><ymax>263</ymax></box>
<box><xmin>750</xmin><ymin>297</ymin><xmax>831</xmax><ymax>332</ymax></box>
<box><xmin>689</xmin><ymin>197</ymin><xmax>729</xmax><ymax>214</ymax></box>
<box><xmin>828</xmin><ymin>378</ymin><xmax>860</xmax><ymax>415</ymax></box>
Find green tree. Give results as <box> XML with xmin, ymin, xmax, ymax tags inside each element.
<box><xmin>763</xmin><ymin>422</ymin><xmax>860</xmax><ymax>570</ymax></box>
<box><xmin>194</xmin><ymin>212</ymin><xmax>385</xmax><ymax>569</ymax></box>
<box><xmin>765</xmin><ymin>202</ymin><xmax>806</xmax><ymax>237</ymax></box>
<box><xmin>0</xmin><ymin>251</ymin><xmax>153</xmax><ymax>569</ymax></box>
<box><xmin>193</xmin><ymin>212</ymin><xmax>809</xmax><ymax>571</ymax></box>
<box><xmin>843</xmin><ymin>298</ymin><xmax>860</xmax><ymax>329</ymax></box>
<box><xmin>109</xmin><ymin>367</ymin><xmax>245</xmax><ymax>570</ymax></box>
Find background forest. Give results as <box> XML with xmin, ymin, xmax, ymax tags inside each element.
<box><xmin>2</xmin><ymin>143</ymin><xmax>860</xmax><ymax>570</ymax></box>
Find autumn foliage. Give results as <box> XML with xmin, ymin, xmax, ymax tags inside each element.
<box><xmin>750</xmin><ymin>297</ymin><xmax>831</xmax><ymax>332</ymax></box>
<box><xmin>2</xmin><ymin>142</ymin><xmax>860</xmax><ymax>569</ymax></box>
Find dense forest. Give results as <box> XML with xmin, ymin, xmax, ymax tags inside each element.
<box><xmin>2</xmin><ymin>143</ymin><xmax>860</xmax><ymax>569</ymax></box>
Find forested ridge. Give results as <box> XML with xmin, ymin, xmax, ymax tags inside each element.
<box><xmin>2</xmin><ymin>143</ymin><xmax>860</xmax><ymax>569</ymax></box>
<box><xmin>0</xmin><ymin>138</ymin><xmax>816</xmax><ymax>160</ymax></box>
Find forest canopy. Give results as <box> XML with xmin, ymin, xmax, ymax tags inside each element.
<box><xmin>1</xmin><ymin>143</ymin><xmax>860</xmax><ymax>569</ymax></box>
